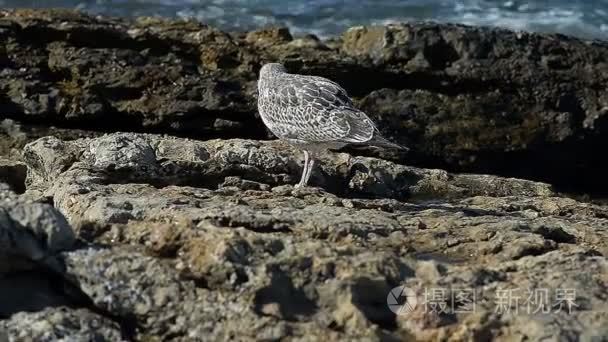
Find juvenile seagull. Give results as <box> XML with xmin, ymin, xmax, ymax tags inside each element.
<box><xmin>257</xmin><ymin>63</ymin><xmax>407</xmax><ymax>188</ymax></box>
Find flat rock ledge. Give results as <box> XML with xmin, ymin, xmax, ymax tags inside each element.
<box><xmin>0</xmin><ymin>132</ymin><xmax>606</xmax><ymax>341</ymax></box>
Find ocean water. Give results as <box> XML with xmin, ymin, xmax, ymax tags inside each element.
<box><xmin>1</xmin><ymin>0</ymin><xmax>607</xmax><ymax>40</ymax></box>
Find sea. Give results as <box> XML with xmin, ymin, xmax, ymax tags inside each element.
<box><xmin>1</xmin><ymin>0</ymin><xmax>607</xmax><ymax>40</ymax></box>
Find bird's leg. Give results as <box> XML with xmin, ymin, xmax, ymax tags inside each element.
<box><xmin>295</xmin><ymin>150</ymin><xmax>309</xmax><ymax>188</ymax></box>
<box><xmin>303</xmin><ymin>157</ymin><xmax>315</xmax><ymax>186</ymax></box>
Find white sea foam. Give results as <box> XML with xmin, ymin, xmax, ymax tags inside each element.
<box><xmin>449</xmin><ymin>2</ymin><xmax>607</xmax><ymax>39</ymax></box>
<box><xmin>4</xmin><ymin>0</ymin><xmax>607</xmax><ymax>40</ymax></box>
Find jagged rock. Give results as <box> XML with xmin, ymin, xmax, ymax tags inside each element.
<box><xmin>395</xmin><ymin>248</ymin><xmax>608</xmax><ymax>340</ymax></box>
<box><xmin>2</xmin><ymin>8</ymin><xmax>608</xmax><ymax>341</ymax></box>
<box><xmin>0</xmin><ymin>9</ymin><xmax>263</xmax><ymax>139</ymax></box>
<box><xmin>1</xmin><ymin>308</ymin><xmax>124</xmax><ymax>341</ymax></box>
<box><xmin>23</xmin><ymin>133</ymin><xmax>554</xmax><ymax>202</ymax></box>
<box><xmin>0</xmin><ymin>191</ymin><xmax>76</xmax><ymax>273</ymax></box>
<box><xmin>0</xmin><ymin>190</ymin><xmax>105</xmax><ymax>342</ymax></box>
<box><xmin>0</xmin><ymin>190</ymin><xmax>136</xmax><ymax>342</ymax></box>
<box><xmin>342</xmin><ymin>23</ymin><xmax>608</xmax><ymax>193</ymax></box>
<box><xmin>12</xmin><ymin>132</ymin><xmax>608</xmax><ymax>340</ymax></box>
<box><xmin>245</xmin><ymin>27</ymin><xmax>293</xmax><ymax>47</ymax></box>
<box><xmin>1</xmin><ymin>10</ymin><xmax>607</xmax><ymax>193</ymax></box>
<box><xmin>0</xmin><ymin>119</ymin><xmax>27</xmax><ymax>161</ymax></box>
<box><xmin>0</xmin><ymin>119</ymin><xmax>101</xmax><ymax>162</ymax></box>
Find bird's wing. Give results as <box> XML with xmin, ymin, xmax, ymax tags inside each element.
<box><xmin>270</xmin><ymin>75</ymin><xmax>376</xmax><ymax>143</ymax></box>
<box><xmin>329</xmin><ymin>107</ymin><xmax>376</xmax><ymax>143</ymax></box>
<box><xmin>294</xmin><ymin>76</ymin><xmax>355</xmax><ymax>108</ymax></box>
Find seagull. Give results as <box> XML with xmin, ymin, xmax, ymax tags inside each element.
<box><xmin>257</xmin><ymin>63</ymin><xmax>407</xmax><ymax>188</ymax></box>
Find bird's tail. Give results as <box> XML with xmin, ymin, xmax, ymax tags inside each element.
<box><xmin>368</xmin><ymin>135</ymin><xmax>409</xmax><ymax>151</ymax></box>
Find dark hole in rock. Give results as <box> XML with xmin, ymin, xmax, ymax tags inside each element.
<box><xmin>0</xmin><ymin>160</ymin><xmax>27</xmax><ymax>194</ymax></box>
<box><xmin>253</xmin><ymin>269</ymin><xmax>317</xmax><ymax>321</ymax></box>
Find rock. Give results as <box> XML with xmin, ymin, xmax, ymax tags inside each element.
<box><xmin>11</xmin><ymin>132</ymin><xmax>608</xmax><ymax>340</ymax></box>
<box><xmin>0</xmin><ymin>192</ymin><xmax>76</xmax><ymax>273</ymax></box>
<box><xmin>342</xmin><ymin>23</ymin><xmax>608</xmax><ymax>194</ymax></box>
<box><xmin>245</xmin><ymin>27</ymin><xmax>293</xmax><ymax>47</ymax></box>
<box><xmin>0</xmin><ymin>190</ymin><xmax>135</xmax><ymax>341</ymax></box>
<box><xmin>1</xmin><ymin>10</ymin><xmax>607</xmax><ymax>193</ymax></box>
<box><xmin>61</xmin><ymin>247</ymin><xmax>333</xmax><ymax>340</ymax></box>
<box><xmin>0</xmin><ymin>119</ymin><xmax>102</xmax><ymax>162</ymax></box>
<box><xmin>1</xmin><ymin>308</ymin><xmax>124</xmax><ymax>341</ymax></box>
<box><xmin>0</xmin><ymin>119</ymin><xmax>27</xmax><ymax>161</ymax></box>
<box><xmin>395</xmin><ymin>248</ymin><xmax>608</xmax><ymax>340</ymax></box>
<box><xmin>1</xmin><ymin>9</ymin><xmax>264</xmax><ymax>140</ymax></box>
<box><xmin>22</xmin><ymin>133</ymin><xmax>554</xmax><ymax>204</ymax></box>
<box><xmin>2</xmin><ymin>9</ymin><xmax>608</xmax><ymax>341</ymax></box>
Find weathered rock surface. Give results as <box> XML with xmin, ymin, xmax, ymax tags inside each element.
<box><xmin>0</xmin><ymin>189</ymin><xmax>75</xmax><ymax>273</ymax></box>
<box><xmin>1</xmin><ymin>9</ymin><xmax>607</xmax><ymax>193</ymax></box>
<box><xmin>1</xmin><ymin>307</ymin><xmax>124</xmax><ymax>341</ymax></box>
<box><xmin>2</xmin><ymin>8</ymin><xmax>608</xmax><ymax>341</ymax></box>
<box><xmin>0</xmin><ymin>119</ymin><xmax>101</xmax><ymax>162</ymax></box>
<box><xmin>1</xmin><ymin>132</ymin><xmax>605</xmax><ymax>341</ymax></box>
<box><xmin>0</xmin><ymin>188</ymin><xmax>103</xmax><ymax>342</ymax></box>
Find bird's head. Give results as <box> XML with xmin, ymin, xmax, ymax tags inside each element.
<box><xmin>259</xmin><ymin>63</ymin><xmax>287</xmax><ymax>79</ymax></box>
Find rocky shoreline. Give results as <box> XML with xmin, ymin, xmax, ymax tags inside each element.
<box><xmin>1</xmin><ymin>9</ymin><xmax>608</xmax><ymax>341</ymax></box>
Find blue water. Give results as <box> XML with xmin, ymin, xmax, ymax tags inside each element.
<box><xmin>1</xmin><ymin>0</ymin><xmax>607</xmax><ymax>40</ymax></box>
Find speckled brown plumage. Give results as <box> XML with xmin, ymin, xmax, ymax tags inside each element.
<box><xmin>257</xmin><ymin>63</ymin><xmax>406</xmax><ymax>187</ymax></box>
